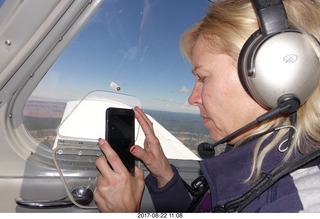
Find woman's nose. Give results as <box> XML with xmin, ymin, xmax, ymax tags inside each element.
<box><xmin>188</xmin><ymin>84</ymin><xmax>201</xmax><ymax>106</ymax></box>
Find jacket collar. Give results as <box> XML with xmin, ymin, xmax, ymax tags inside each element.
<box><xmin>200</xmin><ymin>136</ymin><xmax>293</xmax><ymax>206</ymax></box>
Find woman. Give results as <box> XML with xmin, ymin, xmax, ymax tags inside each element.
<box><xmin>94</xmin><ymin>0</ymin><xmax>320</xmax><ymax>212</ymax></box>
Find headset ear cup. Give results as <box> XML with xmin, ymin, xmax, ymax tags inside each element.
<box><xmin>238</xmin><ymin>30</ymin><xmax>320</xmax><ymax>110</ymax></box>
<box><xmin>238</xmin><ymin>30</ymin><xmax>263</xmax><ymax>101</ymax></box>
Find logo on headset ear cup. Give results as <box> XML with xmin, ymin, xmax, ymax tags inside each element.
<box><xmin>238</xmin><ymin>30</ymin><xmax>320</xmax><ymax>109</ymax></box>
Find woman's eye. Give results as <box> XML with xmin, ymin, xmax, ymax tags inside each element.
<box><xmin>197</xmin><ymin>76</ymin><xmax>206</xmax><ymax>82</ymax></box>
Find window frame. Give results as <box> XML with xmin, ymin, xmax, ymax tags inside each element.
<box><xmin>0</xmin><ymin>0</ymin><xmax>103</xmax><ymax>169</ymax></box>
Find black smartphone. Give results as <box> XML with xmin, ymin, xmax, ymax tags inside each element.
<box><xmin>106</xmin><ymin>107</ymin><xmax>135</xmax><ymax>175</ymax></box>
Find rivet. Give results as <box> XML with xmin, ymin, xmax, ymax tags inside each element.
<box><xmin>5</xmin><ymin>40</ymin><xmax>12</xmax><ymax>46</ymax></box>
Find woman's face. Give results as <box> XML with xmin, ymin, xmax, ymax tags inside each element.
<box><xmin>188</xmin><ymin>37</ymin><xmax>267</xmax><ymax>143</ymax></box>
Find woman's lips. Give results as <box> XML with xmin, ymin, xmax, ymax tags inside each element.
<box><xmin>202</xmin><ymin>116</ymin><xmax>209</xmax><ymax>124</ymax></box>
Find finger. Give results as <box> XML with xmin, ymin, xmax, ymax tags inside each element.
<box><xmin>134</xmin><ymin>107</ymin><xmax>154</xmax><ymax>133</ymax></box>
<box><xmin>134</xmin><ymin>106</ymin><xmax>150</xmax><ymax>124</ymax></box>
<box><xmin>96</xmin><ymin>155</ymin><xmax>112</xmax><ymax>177</ymax></box>
<box><xmin>134</xmin><ymin>113</ymin><xmax>158</xmax><ymax>148</ymax></box>
<box><xmin>95</xmin><ymin>173</ymin><xmax>106</xmax><ymax>188</ymax></box>
<box><xmin>134</xmin><ymin>166</ymin><xmax>145</xmax><ymax>181</ymax></box>
<box><xmin>98</xmin><ymin>138</ymin><xmax>112</xmax><ymax>155</ymax></box>
<box><xmin>98</xmin><ymin>138</ymin><xmax>128</xmax><ymax>174</ymax></box>
<box><xmin>130</xmin><ymin>145</ymin><xmax>149</xmax><ymax>162</ymax></box>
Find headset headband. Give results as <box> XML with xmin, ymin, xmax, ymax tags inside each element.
<box><xmin>252</xmin><ymin>0</ymin><xmax>288</xmax><ymax>34</ymax></box>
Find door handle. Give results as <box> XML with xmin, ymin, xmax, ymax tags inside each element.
<box><xmin>15</xmin><ymin>187</ymin><xmax>93</xmax><ymax>209</ymax></box>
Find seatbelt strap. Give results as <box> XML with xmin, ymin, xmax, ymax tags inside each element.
<box><xmin>184</xmin><ymin>176</ymin><xmax>209</xmax><ymax>212</ymax></box>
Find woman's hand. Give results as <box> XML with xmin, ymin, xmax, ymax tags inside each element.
<box><xmin>94</xmin><ymin>138</ymin><xmax>145</xmax><ymax>212</ymax></box>
<box><xmin>130</xmin><ymin>106</ymin><xmax>174</xmax><ymax>188</ymax></box>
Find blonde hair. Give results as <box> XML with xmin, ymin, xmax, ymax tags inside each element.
<box><xmin>181</xmin><ymin>0</ymin><xmax>320</xmax><ymax>182</ymax></box>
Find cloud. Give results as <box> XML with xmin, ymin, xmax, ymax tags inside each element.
<box><xmin>179</xmin><ymin>86</ymin><xmax>190</xmax><ymax>93</ymax></box>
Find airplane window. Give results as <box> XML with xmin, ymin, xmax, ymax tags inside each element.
<box><xmin>23</xmin><ymin>0</ymin><xmax>213</xmax><ymax>159</ymax></box>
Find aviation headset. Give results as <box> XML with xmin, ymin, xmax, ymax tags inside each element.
<box><xmin>238</xmin><ymin>0</ymin><xmax>320</xmax><ymax>111</ymax></box>
<box><xmin>198</xmin><ymin>0</ymin><xmax>320</xmax><ymax>158</ymax></box>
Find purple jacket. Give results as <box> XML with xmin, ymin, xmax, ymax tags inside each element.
<box><xmin>145</xmin><ymin>137</ymin><xmax>320</xmax><ymax>212</ymax></box>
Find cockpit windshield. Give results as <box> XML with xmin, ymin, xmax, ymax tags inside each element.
<box><xmin>23</xmin><ymin>0</ymin><xmax>213</xmax><ymax>159</ymax></box>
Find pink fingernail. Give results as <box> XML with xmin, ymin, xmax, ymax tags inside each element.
<box><xmin>130</xmin><ymin>146</ymin><xmax>136</xmax><ymax>152</ymax></box>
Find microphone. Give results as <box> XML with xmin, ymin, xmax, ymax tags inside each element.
<box><xmin>197</xmin><ymin>95</ymin><xmax>300</xmax><ymax>159</ymax></box>
<box><xmin>198</xmin><ymin>142</ymin><xmax>216</xmax><ymax>159</ymax></box>
<box><xmin>197</xmin><ymin>119</ymin><xmax>258</xmax><ymax>159</ymax></box>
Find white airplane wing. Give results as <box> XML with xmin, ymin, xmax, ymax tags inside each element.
<box><xmin>53</xmin><ymin>91</ymin><xmax>200</xmax><ymax>161</ymax></box>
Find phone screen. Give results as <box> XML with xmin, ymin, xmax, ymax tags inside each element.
<box><xmin>106</xmin><ymin>107</ymin><xmax>135</xmax><ymax>174</ymax></box>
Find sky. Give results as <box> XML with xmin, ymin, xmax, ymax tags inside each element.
<box><xmin>2</xmin><ymin>0</ymin><xmax>212</xmax><ymax>113</ymax></box>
